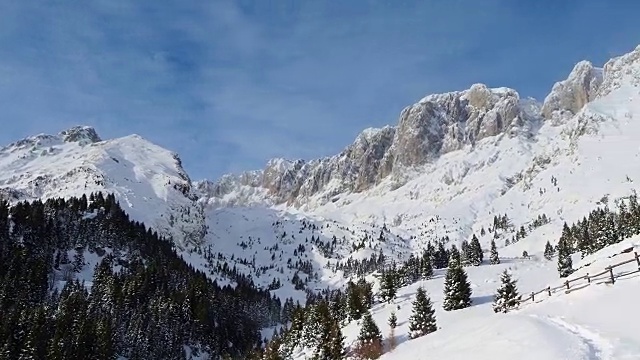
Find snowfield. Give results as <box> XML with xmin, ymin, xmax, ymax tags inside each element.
<box><xmin>323</xmin><ymin>238</ymin><xmax>640</xmax><ymax>360</ymax></box>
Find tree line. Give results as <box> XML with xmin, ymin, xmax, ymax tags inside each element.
<box><xmin>0</xmin><ymin>193</ymin><xmax>282</xmax><ymax>359</ymax></box>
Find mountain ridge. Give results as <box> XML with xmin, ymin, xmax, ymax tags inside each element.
<box><xmin>195</xmin><ymin>57</ymin><xmax>607</xmax><ymax>208</ymax></box>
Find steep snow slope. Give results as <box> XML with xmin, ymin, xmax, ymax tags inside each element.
<box><xmin>0</xmin><ymin>126</ymin><xmax>206</xmax><ymax>247</ymax></box>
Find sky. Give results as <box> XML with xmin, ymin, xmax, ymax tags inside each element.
<box><xmin>1</xmin><ymin>1</ymin><xmax>640</xmax><ymax>180</ymax></box>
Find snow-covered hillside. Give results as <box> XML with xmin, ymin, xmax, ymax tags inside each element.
<box><xmin>0</xmin><ymin>126</ymin><xmax>206</xmax><ymax>247</ymax></box>
<box><xmin>367</xmin><ymin>237</ymin><xmax>640</xmax><ymax>360</ymax></box>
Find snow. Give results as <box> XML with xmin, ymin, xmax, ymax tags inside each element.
<box><xmin>287</xmin><ymin>237</ymin><xmax>640</xmax><ymax>359</ymax></box>
<box><xmin>1</xmin><ymin>45</ymin><xmax>640</xmax><ymax>359</ymax></box>
<box><xmin>0</xmin><ymin>127</ymin><xmax>206</xmax><ymax>248</ymax></box>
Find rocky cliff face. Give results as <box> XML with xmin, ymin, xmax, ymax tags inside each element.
<box><xmin>199</xmin><ymin>85</ymin><xmax>541</xmax><ymax>207</ymax></box>
<box><xmin>199</xmin><ymin>46</ymin><xmax>640</xmax><ymax>209</ymax></box>
<box><xmin>542</xmin><ymin>61</ymin><xmax>603</xmax><ymax>121</ymax></box>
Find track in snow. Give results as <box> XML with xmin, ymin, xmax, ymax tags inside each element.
<box><xmin>542</xmin><ymin>316</ymin><xmax>614</xmax><ymax>360</ymax></box>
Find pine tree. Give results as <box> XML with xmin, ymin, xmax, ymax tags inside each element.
<box><xmin>470</xmin><ymin>234</ymin><xmax>483</xmax><ymax>265</ymax></box>
<box><xmin>544</xmin><ymin>241</ymin><xmax>555</xmax><ymax>260</ymax></box>
<box><xmin>314</xmin><ymin>302</ymin><xmax>345</xmax><ymax>360</ymax></box>
<box><xmin>387</xmin><ymin>311</ymin><xmax>397</xmax><ymax>351</ymax></box>
<box><xmin>442</xmin><ymin>254</ymin><xmax>472</xmax><ymax>311</ymax></box>
<box><xmin>356</xmin><ymin>311</ymin><xmax>383</xmax><ymax>359</ymax></box>
<box><xmin>379</xmin><ymin>269</ymin><xmax>398</xmax><ymax>303</ymax></box>
<box><xmin>493</xmin><ymin>270</ymin><xmax>520</xmax><ymax>313</ymax></box>
<box><xmin>448</xmin><ymin>245</ymin><xmax>461</xmax><ymax>268</ymax></box>
<box><xmin>388</xmin><ymin>312</ymin><xmax>397</xmax><ymax>330</ymax></box>
<box><xmin>489</xmin><ymin>239</ymin><xmax>500</xmax><ymax>265</ymax></box>
<box><xmin>557</xmin><ymin>235</ymin><xmax>574</xmax><ymax>278</ymax></box>
<box><xmin>420</xmin><ymin>253</ymin><xmax>433</xmax><ymax>279</ymax></box>
<box><xmin>408</xmin><ymin>287</ymin><xmax>437</xmax><ymax>339</ymax></box>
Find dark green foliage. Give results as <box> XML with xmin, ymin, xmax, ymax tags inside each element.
<box><xmin>493</xmin><ymin>270</ymin><xmax>520</xmax><ymax>313</ymax></box>
<box><xmin>379</xmin><ymin>267</ymin><xmax>400</xmax><ymax>303</ymax></box>
<box><xmin>357</xmin><ymin>311</ymin><xmax>382</xmax><ymax>348</ymax></box>
<box><xmin>408</xmin><ymin>287</ymin><xmax>437</xmax><ymax>339</ymax></box>
<box><xmin>312</xmin><ymin>301</ymin><xmax>346</xmax><ymax>360</ymax></box>
<box><xmin>346</xmin><ymin>279</ymin><xmax>373</xmax><ymax>321</ymax></box>
<box><xmin>469</xmin><ymin>234</ymin><xmax>483</xmax><ymax>266</ymax></box>
<box><xmin>442</xmin><ymin>250</ymin><xmax>472</xmax><ymax>311</ymax></box>
<box><xmin>388</xmin><ymin>311</ymin><xmax>397</xmax><ymax>330</ymax></box>
<box><xmin>0</xmin><ymin>194</ymin><xmax>279</xmax><ymax>359</ymax></box>
<box><xmin>489</xmin><ymin>239</ymin><xmax>500</xmax><ymax>265</ymax></box>
<box><xmin>543</xmin><ymin>241</ymin><xmax>555</xmax><ymax>260</ymax></box>
<box><xmin>557</xmin><ymin>232</ymin><xmax>574</xmax><ymax>278</ymax></box>
<box><xmin>448</xmin><ymin>244</ymin><xmax>461</xmax><ymax>268</ymax></box>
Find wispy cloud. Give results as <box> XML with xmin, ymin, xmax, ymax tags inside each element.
<box><xmin>1</xmin><ymin>1</ymin><xmax>640</xmax><ymax>179</ymax></box>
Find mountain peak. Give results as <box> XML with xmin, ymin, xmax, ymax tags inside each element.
<box><xmin>58</xmin><ymin>125</ymin><xmax>102</xmax><ymax>144</ymax></box>
<box><xmin>542</xmin><ymin>60</ymin><xmax>603</xmax><ymax>120</ymax></box>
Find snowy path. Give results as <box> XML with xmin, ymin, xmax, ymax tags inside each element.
<box><xmin>530</xmin><ymin>315</ymin><xmax>615</xmax><ymax>360</ymax></box>
<box><xmin>529</xmin><ymin>313</ymin><xmax>640</xmax><ymax>360</ymax></box>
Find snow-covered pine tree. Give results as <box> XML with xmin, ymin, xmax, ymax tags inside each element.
<box><xmin>442</xmin><ymin>252</ymin><xmax>472</xmax><ymax>311</ymax></box>
<box><xmin>470</xmin><ymin>234</ymin><xmax>483</xmax><ymax>265</ymax></box>
<box><xmin>420</xmin><ymin>254</ymin><xmax>433</xmax><ymax>279</ymax></box>
<box><xmin>492</xmin><ymin>270</ymin><xmax>520</xmax><ymax>313</ymax></box>
<box><xmin>388</xmin><ymin>311</ymin><xmax>398</xmax><ymax>351</ymax></box>
<box><xmin>388</xmin><ymin>311</ymin><xmax>397</xmax><ymax>330</ymax></box>
<box><xmin>379</xmin><ymin>269</ymin><xmax>398</xmax><ymax>303</ymax></box>
<box><xmin>489</xmin><ymin>239</ymin><xmax>500</xmax><ymax>265</ymax></box>
<box><xmin>314</xmin><ymin>302</ymin><xmax>346</xmax><ymax>360</ymax></box>
<box><xmin>461</xmin><ymin>240</ymin><xmax>472</xmax><ymax>266</ymax></box>
<box><xmin>448</xmin><ymin>244</ymin><xmax>461</xmax><ymax>268</ymax></box>
<box><xmin>544</xmin><ymin>241</ymin><xmax>555</xmax><ymax>260</ymax></box>
<box><xmin>355</xmin><ymin>311</ymin><xmax>383</xmax><ymax>359</ymax></box>
<box><xmin>408</xmin><ymin>287</ymin><xmax>437</xmax><ymax>339</ymax></box>
<box><xmin>557</xmin><ymin>235</ymin><xmax>574</xmax><ymax>278</ymax></box>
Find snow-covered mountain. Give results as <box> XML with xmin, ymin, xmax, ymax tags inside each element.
<box><xmin>2</xmin><ymin>43</ymin><xmax>640</xmax><ymax>359</ymax></box>
<box><xmin>0</xmin><ymin>126</ymin><xmax>207</xmax><ymax>248</ymax></box>
<box><xmin>2</xmin><ymin>45</ymin><xmax>640</xmax><ymax>301</ymax></box>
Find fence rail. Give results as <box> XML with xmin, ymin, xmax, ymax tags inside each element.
<box><xmin>520</xmin><ymin>248</ymin><xmax>640</xmax><ymax>304</ymax></box>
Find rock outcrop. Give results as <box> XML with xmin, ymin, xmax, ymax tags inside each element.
<box><xmin>542</xmin><ymin>61</ymin><xmax>603</xmax><ymax>119</ymax></box>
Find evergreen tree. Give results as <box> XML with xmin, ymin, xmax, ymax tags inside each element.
<box><xmin>347</xmin><ymin>281</ymin><xmax>365</xmax><ymax>321</ymax></box>
<box><xmin>420</xmin><ymin>246</ymin><xmax>434</xmax><ymax>279</ymax></box>
<box><xmin>408</xmin><ymin>287</ymin><xmax>437</xmax><ymax>339</ymax></box>
<box><xmin>314</xmin><ymin>302</ymin><xmax>346</xmax><ymax>360</ymax></box>
<box><xmin>460</xmin><ymin>240</ymin><xmax>472</xmax><ymax>266</ymax></box>
<box><xmin>379</xmin><ymin>269</ymin><xmax>399</xmax><ymax>303</ymax></box>
<box><xmin>356</xmin><ymin>312</ymin><xmax>383</xmax><ymax>359</ymax></box>
<box><xmin>543</xmin><ymin>241</ymin><xmax>555</xmax><ymax>260</ymax></box>
<box><xmin>442</xmin><ymin>254</ymin><xmax>472</xmax><ymax>311</ymax></box>
<box><xmin>448</xmin><ymin>245</ymin><xmax>461</xmax><ymax>268</ymax></box>
<box><xmin>469</xmin><ymin>234</ymin><xmax>483</xmax><ymax>265</ymax></box>
<box><xmin>492</xmin><ymin>270</ymin><xmax>520</xmax><ymax>313</ymax></box>
<box><xmin>557</xmin><ymin>235</ymin><xmax>574</xmax><ymax>278</ymax></box>
<box><xmin>489</xmin><ymin>239</ymin><xmax>500</xmax><ymax>265</ymax></box>
<box><xmin>388</xmin><ymin>312</ymin><xmax>397</xmax><ymax>330</ymax></box>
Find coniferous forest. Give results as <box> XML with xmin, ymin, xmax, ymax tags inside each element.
<box><xmin>0</xmin><ymin>193</ymin><xmax>281</xmax><ymax>359</ymax></box>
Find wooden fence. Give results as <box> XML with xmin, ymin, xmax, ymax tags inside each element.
<box><xmin>520</xmin><ymin>248</ymin><xmax>640</xmax><ymax>304</ymax></box>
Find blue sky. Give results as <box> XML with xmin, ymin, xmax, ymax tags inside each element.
<box><xmin>1</xmin><ymin>1</ymin><xmax>639</xmax><ymax>180</ymax></box>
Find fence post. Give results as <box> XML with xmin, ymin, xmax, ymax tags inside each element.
<box><xmin>635</xmin><ymin>252</ymin><xmax>640</xmax><ymax>270</ymax></box>
<box><xmin>547</xmin><ymin>286</ymin><xmax>551</xmax><ymax>296</ymax></box>
<box><xmin>608</xmin><ymin>266</ymin><xmax>615</xmax><ymax>284</ymax></box>
<box><xmin>585</xmin><ymin>273</ymin><xmax>590</xmax><ymax>283</ymax></box>
<box><xmin>565</xmin><ymin>280</ymin><xmax>570</xmax><ymax>290</ymax></box>
<box><xmin>531</xmin><ymin>291</ymin><xmax>535</xmax><ymax>302</ymax></box>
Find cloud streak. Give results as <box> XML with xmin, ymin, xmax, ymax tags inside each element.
<box><xmin>1</xmin><ymin>0</ymin><xmax>640</xmax><ymax>179</ymax></box>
